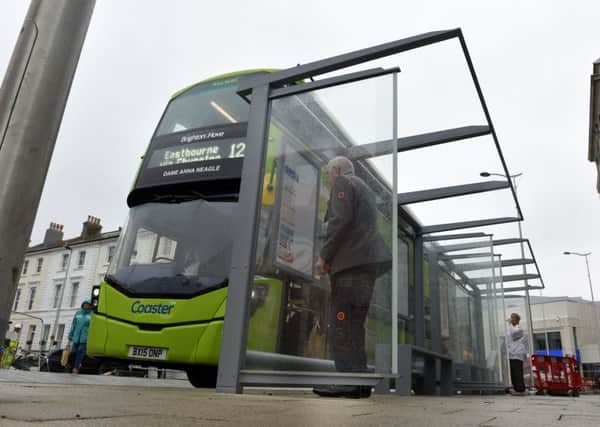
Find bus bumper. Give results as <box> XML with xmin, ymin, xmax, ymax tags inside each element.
<box><xmin>87</xmin><ymin>314</ymin><xmax>223</xmax><ymax>366</ymax></box>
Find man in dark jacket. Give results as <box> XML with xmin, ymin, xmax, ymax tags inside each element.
<box><xmin>314</xmin><ymin>156</ymin><xmax>390</xmax><ymax>399</ymax></box>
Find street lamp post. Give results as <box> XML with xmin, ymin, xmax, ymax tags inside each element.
<box><xmin>481</xmin><ymin>171</ymin><xmax>536</xmax><ymax>379</ymax></box>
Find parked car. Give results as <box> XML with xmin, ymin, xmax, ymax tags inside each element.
<box><xmin>39</xmin><ymin>348</ymin><xmax>109</xmax><ymax>375</ymax></box>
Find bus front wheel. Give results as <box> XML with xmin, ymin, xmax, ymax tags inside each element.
<box><xmin>186</xmin><ymin>365</ymin><xmax>217</xmax><ymax>388</ymax></box>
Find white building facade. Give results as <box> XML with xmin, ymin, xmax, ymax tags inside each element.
<box><xmin>530</xmin><ymin>296</ymin><xmax>600</xmax><ymax>378</ymax></box>
<box><xmin>9</xmin><ymin>217</ymin><xmax>119</xmax><ymax>353</ymax></box>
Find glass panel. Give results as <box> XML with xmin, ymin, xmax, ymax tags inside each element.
<box><xmin>245</xmin><ymin>74</ymin><xmax>395</xmax><ymax>379</ymax></box>
<box><xmin>429</xmin><ymin>237</ymin><xmax>504</xmax><ymax>386</ymax></box>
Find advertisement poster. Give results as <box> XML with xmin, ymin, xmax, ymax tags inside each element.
<box><xmin>274</xmin><ymin>146</ymin><xmax>319</xmax><ymax>279</ymax></box>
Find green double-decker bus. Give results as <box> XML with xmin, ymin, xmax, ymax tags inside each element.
<box><xmin>87</xmin><ymin>70</ymin><xmax>284</xmax><ymax>387</ymax></box>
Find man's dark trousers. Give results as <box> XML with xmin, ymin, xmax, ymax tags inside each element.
<box><xmin>330</xmin><ymin>265</ymin><xmax>376</xmax><ymax>372</ymax></box>
<box><xmin>509</xmin><ymin>358</ymin><xmax>525</xmax><ymax>392</ymax></box>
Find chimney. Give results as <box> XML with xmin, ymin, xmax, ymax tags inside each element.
<box><xmin>43</xmin><ymin>222</ymin><xmax>64</xmax><ymax>245</ymax></box>
<box><xmin>81</xmin><ymin>216</ymin><xmax>102</xmax><ymax>239</ymax></box>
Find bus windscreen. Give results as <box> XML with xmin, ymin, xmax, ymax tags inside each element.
<box><xmin>107</xmin><ymin>200</ymin><xmax>235</xmax><ymax>297</ymax></box>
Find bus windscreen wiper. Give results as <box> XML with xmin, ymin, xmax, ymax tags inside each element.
<box><xmin>148</xmin><ymin>193</ymin><xmax>200</xmax><ymax>203</ymax></box>
<box><xmin>147</xmin><ymin>192</ymin><xmax>238</xmax><ymax>204</ymax></box>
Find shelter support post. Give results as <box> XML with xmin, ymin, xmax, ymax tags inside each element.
<box><xmin>217</xmin><ymin>84</ymin><xmax>271</xmax><ymax>394</ymax></box>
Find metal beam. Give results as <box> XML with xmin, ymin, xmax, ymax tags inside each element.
<box><xmin>269</xmin><ymin>67</ymin><xmax>400</xmax><ymax>99</ymax></box>
<box><xmin>455</xmin><ymin>259</ymin><xmax>534</xmax><ymax>272</ymax></box>
<box><xmin>493</xmin><ymin>238</ymin><xmax>527</xmax><ymax>246</ymax></box>
<box><xmin>398</xmin><ymin>181</ymin><xmax>508</xmax><ymax>205</ymax></box>
<box><xmin>420</xmin><ymin>217</ymin><xmax>520</xmax><ymax>235</ymax></box>
<box><xmin>439</xmin><ymin>252</ymin><xmax>494</xmax><ymax>260</ymax></box>
<box><xmin>345</xmin><ymin>125</ymin><xmax>491</xmax><ymax>161</ymax></box>
<box><xmin>423</xmin><ymin>232</ymin><xmax>487</xmax><ymax>242</ymax></box>
<box><xmin>481</xmin><ymin>285</ymin><xmax>544</xmax><ymax>294</ymax></box>
<box><xmin>435</xmin><ymin>237</ymin><xmax>526</xmax><ymax>253</ymax></box>
<box><xmin>525</xmin><ymin>239</ymin><xmax>546</xmax><ymax>290</ymax></box>
<box><xmin>470</xmin><ymin>273</ymin><xmax>540</xmax><ymax>285</ymax></box>
<box><xmin>240</xmin><ymin>371</ymin><xmax>383</xmax><ymax>387</ymax></box>
<box><xmin>238</xmin><ymin>29</ymin><xmax>461</xmax><ymax>95</ymax></box>
<box><xmin>456</xmin><ymin>32</ymin><xmax>524</xmax><ymax>223</ymax></box>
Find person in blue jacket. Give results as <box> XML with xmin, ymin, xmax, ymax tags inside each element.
<box><xmin>68</xmin><ymin>298</ymin><xmax>93</xmax><ymax>374</ymax></box>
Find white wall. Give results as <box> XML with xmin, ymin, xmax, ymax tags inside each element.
<box><xmin>9</xmin><ymin>235</ymin><xmax>118</xmax><ymax>352</ymax></box>
<box><xmin>531</xmin><ymin>298</ymin><xmax>600</xmax><ymax>363</ymax></box>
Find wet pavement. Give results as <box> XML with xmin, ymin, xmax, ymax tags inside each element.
<box><xmin>1</xmin><ymin>370</ymin><xmax>599</xmax><ymax>426</ymax></box>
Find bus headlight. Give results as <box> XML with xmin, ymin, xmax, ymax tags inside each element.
<box><xmin>91</xmin><ymin>285</ymin><xmax>100</xmax><ymax>309</ymax></box>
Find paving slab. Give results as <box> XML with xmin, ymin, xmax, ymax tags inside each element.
<box><xmin>1</xmin><ymin>370</ymin><xmax>599</xmax><ymax>426</ymax></box>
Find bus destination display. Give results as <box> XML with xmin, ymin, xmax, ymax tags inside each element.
<box><xmin>136</xmin><ymin>123</ymin><xmax>247</xmax><ymax>188</ymax></box>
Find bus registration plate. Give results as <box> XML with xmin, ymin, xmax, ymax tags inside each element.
<box><xmin>128</xmin><ymin>346</ymin><xmax>167</xmax><ymax>360</ymax></box>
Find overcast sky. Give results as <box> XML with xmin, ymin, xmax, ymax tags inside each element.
<box><xmin>1</xmin><ymin>0</ymin><xmax>599</xmax><ymax>298</ymax></box>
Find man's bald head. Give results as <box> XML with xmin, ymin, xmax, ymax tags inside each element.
<box><xmin>326</xmin><ymin>156</ymin><xmax>354</xmax><ymax>186</ymax></box>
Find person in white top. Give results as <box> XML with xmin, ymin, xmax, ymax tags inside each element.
<box><xmin>506</xmin><ymin>313</ymin><xmax>527</xmax><ymax>394</ymax></box>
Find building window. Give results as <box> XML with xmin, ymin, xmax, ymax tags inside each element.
<box><xmin>28</xmin><ymin>287</ymin><xmax>36</xmax><ymax>310</ymax></box>
<box><xmin>61</xmin><ymin>253</ymin><xmax>69</xmax><ymax>271</ymax></box>
<box><xmin>547</xmin><ymin>331</ymin><xmax>562</xmax><ymax>351</ymax></box>
<box><xmin>534</xmin><ymin>331</ymin><xmax>563</xmax><ymax>354</ymax></box>
<box><xmin>70</xmin><ymin>282</ymin><xmax>80</xmax><ymax>307</ymax></box>
<box><xmin>13</xmin><ymin>288</ymin><xmax>21</xmax><ymax>311</ymax></box>
<box><xmin>36</xmin><ymin>258</ymin><xmax>43</xmax><ymax>273</ymax></box>
<box><xmin>56</xmin><ymin>324</ymin><xmax>65</xmax><ymax>345</ymax></box>
<box><xmin>22</xmin><ymin>260</ymin><xmax>29</xmax><ymax>275</ymax></box>
<box><xmin>534</xmin><ymin>333</ymin><xmax>547</xmax><ymax>352</ymax></box>
<box><xmin>582</xmin><ymin>363</ymin><xmax>600</xmax><ymax>379</ymax></box>
<box><xmin>107</xmin><ymin>246</ymin><xmax>116</xmax><ymax>264</ymax></box>
<box><xmin>52</xmin><ymin>284</ymin><xmax>62</xmax><ymax>308</ymax></box>
<box><xmin>41</xmin><ymin>324</ymin><xmax>51</xmax><ymax>349</ymax></box>
<box><xmin>26</xmin><ymin>324</ymin><xmax>36</xmax><ymax>348</ymax></box>
<box><xmin>77</xmin><ymin>251</ymin><xmax>86</xmax><ymax>268</ymax></box>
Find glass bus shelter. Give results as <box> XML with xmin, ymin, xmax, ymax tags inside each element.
<box><xmin>216</xmin><ymin>29</ymin><xmax>545</xmax><ymax>395</ymax></box>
